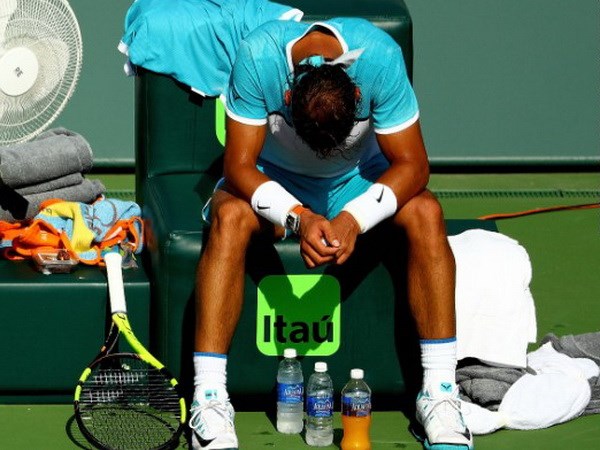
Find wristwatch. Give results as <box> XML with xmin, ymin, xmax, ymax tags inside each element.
<box><xmin>285</xmin><ymin>205</ymin><xmax>308</xmax><ymax>234</ymax></box>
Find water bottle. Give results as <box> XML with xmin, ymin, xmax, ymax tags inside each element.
<box><xmin>305</xmin><ymin>361</ymin><xmax>334</xmax><ymax>447</ymax></box>
<box><xmin>276</xmin><ymin>348</ymin><xmax>304</xmax><ymax>434</ymax></box>
<box><xmin>341</xmin><ymin>369</ymin><xmax>372</xmax><ymax>450</ymax></box>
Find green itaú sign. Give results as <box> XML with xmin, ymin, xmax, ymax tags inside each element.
<box><xmin>256</xmin><ymin>274</ymin><xmax>341</xmax><ymax>357</ymax></box>
<box><xmin>215</xmin><ymin>100</ymin><xmax>226</xmax><ymax>146</ymax></box>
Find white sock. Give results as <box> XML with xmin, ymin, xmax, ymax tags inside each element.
<box><xmin>194</xmin><ymin>352</ymin><xmax>228</xmax><ymax>390</ymax></box>
<box><xmin>420</xmin><ymin>338</ymin><xmax>458</xmax><ymax>394</ymax></box>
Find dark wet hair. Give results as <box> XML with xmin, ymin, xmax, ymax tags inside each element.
<box><xmin>290</xmin><ymin>62</ymin><xmax>359</xmax><ymax>159</ymax></box>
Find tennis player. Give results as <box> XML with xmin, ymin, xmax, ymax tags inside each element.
<box><xmin>190</xmin><ymin>17</ymin><xmax>473</xmax><ymax>450</ymax></box>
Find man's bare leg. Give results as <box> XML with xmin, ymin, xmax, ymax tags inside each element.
<box><xmin>393</xmin><ymin>189</ymin><xmax>456</xmax><ymax>341</ymax></box>
<box><xmin>194</xmin><ymin>190</ymin><xmax>263</xmax><ymax>354</ymax></box>
<box><xmin>394</xmin><ymin>190</ymin><xmax>473</xmax><ymax>449</ymax></box>
<box><xmin>190</xmin><ymin>189</ymin><xmax>274</xmax><ymax>450</ymax></box>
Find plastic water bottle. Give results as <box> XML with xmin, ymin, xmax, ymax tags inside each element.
<box><xmin>341</xmin><ymin>369</ymin><xmax>372</xmax><ymax>450</ymax></box>
<box><xmin>277</xmin><ymin>348</ymin><xmax>304</xmax><ymax>434</ymax></box>
<box><xmin>305</xmin><ymin>361</ymin><xmax>334</xmax><ymax>447</ymax></box>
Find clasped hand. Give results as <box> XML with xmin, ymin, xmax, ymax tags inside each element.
<box><xmin>296</xmin><ymin>210</ymin><xmax>360</xmax><ymax>268</ymax></box>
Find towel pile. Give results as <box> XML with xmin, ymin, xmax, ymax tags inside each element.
<box><xmin>0</xmin><ymin>128</ymin><xmax>105</xmax><ymax>222</ymax></box>
<box><xmin>449</xmin><ymin>229</ymin><xmax>537</xmax><ymax>368</ymax></box>
<box><xmin>459</xmin><ymin>340</ymin><xmax>599</xmax><ymax>434</ymax></box>
<box><xmin>0</xmin><ymin>197</ymin><xmax>144</xmax><ymax>265</ymax></box>
<box><xmin>447</xmin><ymin>229</ymin><xmax>600</xmax><ymax>433</ymax></box>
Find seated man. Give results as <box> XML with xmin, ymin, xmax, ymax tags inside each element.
<box><xmin>189</xmin><ymin>16</ymin><xmax>473</xmax><ymax>450</ymax></box>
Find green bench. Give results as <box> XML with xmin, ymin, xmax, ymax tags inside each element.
<box><xmin>0</xmin><ymin>260</ymin><xmax>150</xmax><ymax>403</ymax></box>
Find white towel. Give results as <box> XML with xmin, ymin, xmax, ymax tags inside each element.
<box><xmin>527</xmin><ymin>342</ymin><xmax>599</xmax><ymax>382</ymax></box>
<box><xmin>449</xmin><ymin>229</ymin><xmax>537</xmax><ymax>368</ymax></box>
<box><xmin>498</xmin><ymin>343</ymin><xmax>594</xmax><ymax>430</ymax></box>
<box><xmin>461</xmin><ymin>343</ymin><xmax>597</xmax><ymax>434</ymax></box>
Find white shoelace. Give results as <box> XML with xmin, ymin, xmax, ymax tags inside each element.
<box><xmin>190</xmin><ymin>399</ymin><xmax>234</xmax><ymax>439</ymax></box>
<box><xmin>421</xmin><ymin>388</ymin><xmax>466</xmax><ymax>431</ymax></box>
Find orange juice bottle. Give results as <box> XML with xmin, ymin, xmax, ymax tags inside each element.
<box><xmin>341</xmin><ymin>368</ymin><xmax>372</xmax><ymax>450</ymax></box>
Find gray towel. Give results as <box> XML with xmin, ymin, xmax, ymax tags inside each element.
<box><xmin>0</xmin><ymin>179</ymin><xmax>105</xmax><ymax>222</ymax></box>
<box><xmin>15</xmin><ymin>173</ymin><xmax>84</xmax><ymax>196</ymax></box>
<box><xmin>589</xmin><ymin>377</ymin><xmax>600</xmax><ymax>415</ymax></box>
<box><xmin>457</xmin><ymin>333</ymin><xmax>600</xmax><ymax>416</ymax></box>
<box><xmin>456</xmin><ymin>362</ymin><xmax>528</xmax><ymax>410</ymax></box>
<box><xmin>0</xmin><ymin>128</ymin><xmax>93</xmax><ymax>188</ymax></box>
<box><xmin>541</xmin><ymin>332</ymin><xmax>600</xmax><ymax>366</ymax></box>
<box><xmin>541</xmin><ymin>332</ymin><xmax>600</xmax><ymax>415</ymax></box>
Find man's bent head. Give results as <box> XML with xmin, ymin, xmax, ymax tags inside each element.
<box><xmin>290</xmin><ymin>60</ymin><xmax>359</xmax><ymax>159</ymax></box>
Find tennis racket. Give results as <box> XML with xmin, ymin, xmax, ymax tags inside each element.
<box><xmin>74</xmin><ymin>252</ymin><xmax>186</xmax><ymax>450</ymax></box>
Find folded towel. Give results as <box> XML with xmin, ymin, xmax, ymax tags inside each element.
<box><xmin>449</xmin><ymin>229</ymin><xmax>537</xmax><ymax>368</ymax></box>
<box><xmin>15</xmin><ymin>173</ymin><xmax>84</xmax><ymax>196</ymax></box>
<box><xmin>0</xmin><ymin>179</ymin><xmax>105</xmax><ymax>222</ymax></box>
<box><xmin>0</xmin><ymin>128</ymin><xmax>93</xmax><ymax>188</ymax></box>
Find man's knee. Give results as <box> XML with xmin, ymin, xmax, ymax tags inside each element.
<box><xmin>395</xmin><ymin>191</ymin><xmax>445</xmax><ymax>235</ymax></box>
<box><xmin>210</xmin><ymin>196</ymin><xmax>258</xmax><ymax>237</ymax></box>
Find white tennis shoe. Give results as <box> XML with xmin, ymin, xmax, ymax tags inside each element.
<box><xmin>190</xmin><ymin>385</ymin><xmax>238</xmax><ymax>450</ymax></box>
<box><xmin>416</xmin><ymin>382</ymin><xmax>474</xmax><ymax>450</ymax></box>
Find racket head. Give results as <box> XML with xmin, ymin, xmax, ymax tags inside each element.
<box><xmin>74</xmin><ymin>352</ymin><xmax>186</xmax><ymax>450</ymax></box>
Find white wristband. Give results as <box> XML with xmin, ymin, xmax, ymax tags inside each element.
<box><xmin>341</xmin><ymin>183</ymin><xmax>397</xmax><ymax>233</ymax></box>
<box><xmin>251</xmin><ymin>180</ymin><xmax>301</xmax><ymax>227</ymax></box>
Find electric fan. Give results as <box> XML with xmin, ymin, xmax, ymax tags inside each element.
<box><xmin>0</xmin><ymin>0</ymin><xmax>82</xmax><ymax>146</ymax></box>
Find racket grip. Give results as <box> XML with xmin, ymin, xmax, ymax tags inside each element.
<box><xmin>105</xmin><ymin>252</ymin><xmax>127</xmax><ymax>314</ymax></box>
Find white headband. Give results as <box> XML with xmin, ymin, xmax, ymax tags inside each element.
<box><xmin>298</xmin><ymin>48</ymin><xmax>364</xmax><ymax>69</ymax></box>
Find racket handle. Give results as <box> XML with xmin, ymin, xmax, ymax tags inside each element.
<box><xmin>105</xmin><ymin>252</ymin><xmax>127</xmax><ymax>314</ymax></box>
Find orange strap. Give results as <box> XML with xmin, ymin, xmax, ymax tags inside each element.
<box><xmin>290</xmin><ymin>204</ymin><xmax>308</xmax><ymax>215</ymax></box>
<box><xmin>478</xmin><ymin>202</ymin><xmax>600</xmax><ymax>220</ymax></box>
<box><xmin>0</xmin><ymin>219</ymin><xmax>69</xmax><ymax>260</ymax></box>
<box><xmin>98</xmin><ymin>217</ymin><xmax>143</xmax><ymax>252</ymax></box>
<box><xmin>0</xmin><ymin>216</ymin><xmax>144</xmax><ymax>265</ymax></box>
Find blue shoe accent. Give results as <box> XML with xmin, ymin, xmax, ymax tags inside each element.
<box><xmin>412</xmin><ymin>426</ymin><xmax>473</xmax><ymax>450</ymax></box>
<box><xmin>424</xmin><ymin>439</ymin><xmax>472</xmax><ymax>450</ymax></box>
<box><xmin>440</xmin><ymin>382</ymin><xmax>453</xmax><ymax>393</ymax></box>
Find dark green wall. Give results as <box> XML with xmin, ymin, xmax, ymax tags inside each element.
<box><xmin>52</xmin><ymin>1</ymin><xmax>599</xmax><ymax>167</ymax></box>
<box><xmin>405</xmin><ymin>0</ymin><xmax>600</xmax><ymax>166</ymax></box>
<box><xmin>50</xmin><ymin>0</ymin><xmax>134</xmax><ymax>168</ymax></box>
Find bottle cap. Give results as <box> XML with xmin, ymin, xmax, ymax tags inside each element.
<box><xmin>283</xmin><ymin>348</ymin><xmax>297</xmax><ymax>359</ymax></box>
<box><xmin>350</xmin><ymin>368</ymin><xmax>364</xmax><ymax>379</ymax></box>
<box><xmin>314</xmin><ymin>361</ymin><xmax>328</xmax><ymax>372</ymax></box>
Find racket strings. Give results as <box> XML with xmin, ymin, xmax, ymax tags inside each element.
<box><xmin>78</xmin><ymin>356</ymin><xmax>183</xmax><ymax>450</ymax></box>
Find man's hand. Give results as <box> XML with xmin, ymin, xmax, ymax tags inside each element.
<box><xmin>329</xmin><ymin>211</ymin><xmax>360</xmax><ymax>265</ymax></box>
<box><xmin>297</xmin><ymin>210</ymin><xmax>340</xmax><ymax>268</ymax></box>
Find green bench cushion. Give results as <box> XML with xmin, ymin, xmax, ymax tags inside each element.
<box><xmin>0</xmin><ymin>260</ymin><xmax>150</xmax><ymax>402</ymax></box>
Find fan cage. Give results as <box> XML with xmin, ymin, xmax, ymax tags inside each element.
<box><xmin>0</xmin><ymin>0</ymin><xmax>83</xmax><ymax>145</ymax></box>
